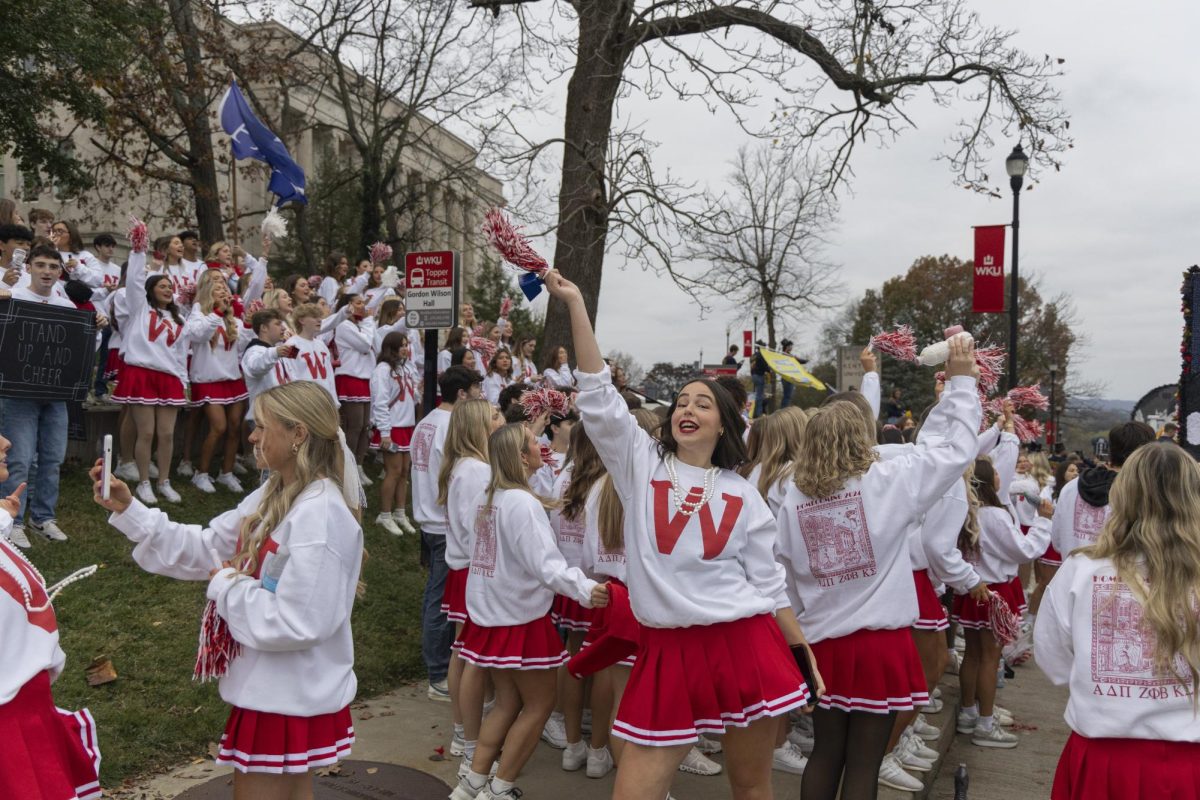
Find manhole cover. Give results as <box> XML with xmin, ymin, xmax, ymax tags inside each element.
<box><xmin>173</xmin><ymin>760</ymin><xmax>451</xmax><ymax>799</ymax></box>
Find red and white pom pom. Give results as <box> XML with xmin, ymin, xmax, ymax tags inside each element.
<box><xmin>539</xmin><ymin>443</ymin><xmax>557</xmax><ymax>469</ymax></box>
<box><xmin>988</xmin><ymin>593</ymin><xmax>1022</xmax><ymax>646</ymax></box>
<box><xmin>128</xmin><ymin>216</ymin><xmax>149</xmax><ymax>254</ymax></box>
<box><xmin>1006</xmin><ymin>384</ymin><xmax>1049</xmax><ymax>412</ymax></box>
<box><xmin>469</xmin><ymin>336</ymin><xmax>497</xmax><ymax>366</ymax></box>
<box><xmin>934</xmin><ymin>371</ymin><xmax>947</xmax><ymax>384</ymax></box>
<box><xmin>194</xmin><ymin>600</ymin><xmax>241</xmax><ymax>682</ymax></box>
<box><xmin>369</xmin><ymin>241</ymin><xmax>393</xmax><ymax>265</ymax></box>
<box><xmin>869</xmin><ymin>325</ymin><xmax>918</xmax><ymax>362</ymax></box>
<box><xmin>520</xmin><ymin>386</ymin><xmax>570</xmax><ymax>419</ymax></box>
<box><xmin>1012</xmin><ymin>416</ymin><xmax>1044</xmax><ymax>444</ymax></box>
<box><xmin>176</xmin><ymin>284</ymin><xmax>197</xmax><ymax>307</ymax></box>
<box><xmin>307</xmin><ymin>274</ymin><xmax>323</xmax><ymax>290</ymax></box>
<box><xmin>481</xmin><ymin>208</ymin><xmax>549</xmax><ymax>276</ymax></box>
<box><xmin>499</xmin><ymin>296</ymin><xmax>513</xmax><ymax>319</ymax></box>
<box><xmin>974</xmin><ymin>346</ymin><xmax>1006</xmax><ymax>393</ymax></box>
<box><xmin>472</xmin><ymin>323</ymin><xmax>487</xmax><ymax>338</ymax></box>
<box><xmin>246</xmin><ymin>299</ymin><xmax>265</xmax><ymax>315</ymax></box>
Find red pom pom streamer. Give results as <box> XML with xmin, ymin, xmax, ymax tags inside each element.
<box><xmin>369</xmin><ymin>241</ymin><xmax>393</xmax><ymax>265</ymax></box>
<box><xmin>1012</xmin><ymin>416</ymin><xmax>1044</xmax><ymax>444</ymax></box>
<box><xmin>988</xmin><ymin>593</ymin><xmax>1022</xmax><ymax>646</ymax></box>
<box><xmin>869</xmin><ymin>325</ymin><xmax>917</xmax><ymax>362</ymax></box>
<box><xmin>128</xmin><ymin>216</ymin><xmax>149</xmax><ymax>255</ymax></box>
<box><xmin>499</xmin><ymin>296</ymin><xmax>513</xmax><ymax>319</ymax></box>
<box><xmin>194</xmin><ymin>600</ymin><xmax>241</xmax><ymax>682</ymax></box>
<box><xmin>481</xmin><ymin>208</ymin><xmax>549</xmax><ymax>276</ymax></box>
<box><xmin>245</xmin><ymin>299</ymin><xmax>264</xmax><ymax>315</ymax></box>
<box><xmin>469</xmin><ymin>336</ymin><xmax>497</xmax><ymax>367</ymax></box>
<box><xmin>974</xmin><ymin>346</ymin><xmax>1006</xmax><ymax>393</ymax></box>
<box><xmin>176</xmin><ymin>283</ymin><xmax>197</xmax><ymax>308</ymax></box>
<box><xmin>1005</xmin><ymin>384</ymin><xmax>1049</xmax><ymax>412</ymax></box>
<box><xmin>539</xmin><ymin>443</ymin><xmax>557</xmax><ymax>469</ymax></box>
<box><xmin>307</xmin><ymin>274</ymin><xmax>323</xmax><ymax>290</ymax></box>
<box><xmin>520</xmin><ymin>387</ymin><xmax>570</xmax><ymax>419</ymax></box>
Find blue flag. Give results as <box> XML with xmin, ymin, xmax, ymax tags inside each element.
<box><xmin>219</xmin><ymin>81</ymin><xmax>307</xmax><ymax>206</ymax></box>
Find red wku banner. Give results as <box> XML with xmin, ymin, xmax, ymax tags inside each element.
<box><xmin>743</xmin><ymin>330</ymin><xmax>752</xmax><ymax>357</ymax></box>
<box><xmin>972</xmin><ymin>225</ymin><xmax>1006</xmax><ymax>313</ymax></box>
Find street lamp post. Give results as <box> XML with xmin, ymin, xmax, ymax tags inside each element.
<box><xmin>1006</xmin><ymin>144</ymin><xmax>1029</xmax><ymax>391</ymax></box>
<box><xmin>1048</xmin><ymin>363</ymin><xmax>1058</xmax><ymax>447</ymax></box>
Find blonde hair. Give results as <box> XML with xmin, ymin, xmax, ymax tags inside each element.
<box><xmin>437</xmin><ymin>399</ymin><xmax>494</xmax><ymax>506</ymax></box>
<box><xmin>206</xmin><ymin>240</ymin><xmax>230</xmax><ymax>263</ymax></box>
<box><xmin>1085</xmin><ymin>444</ymin><xmax>1200</xmax><ymax>702</ymax></box>
<box><xmin>597</xmin><ymin>409</ymin><xmax>659</xmax><ymax>552</ymax></box>
<box><xmin>292</xmin><ymin>302</ymin><xmax>324</xmax><ymax>331</ymax></box>
<box><xmin>483</xmin><ymin>423</ymin><xmax>554</xmax><ymax>512</ymax></box>
<box><xmin>262</xmin><ymin>288</ymin><xmax>290</xmax><ymax>312</ymax></box>
<box><xmin>740</xmin><ymin>411</ymin><xmax>807</xmax><ymax>499</ymax></box>
<box><xmin>195</xmin><ymin>269</ymin><xmax>240</xmax><ymax>345</ymax></box>
<box><xmin>958</xmin><ymin>464</ymin><xmax>982</xmax><ymax>555</ymax></box>
<box><xmin>235</xmin><ymin>383</ymin><xmax>351</xmax><ymax>579</ymax></box>
<box><xmin>1028</xmin><ymin>452</ymin><xmax>1053</xmax><ymax>489</ymax></box>
<box><xmin>792</xmin><ymin>402</ymin><xmax>878</xmax><ymax>498</ymax></box>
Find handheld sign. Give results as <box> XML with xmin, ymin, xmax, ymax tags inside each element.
<box><xmin>0</xmin><ymin>299</ymin><xmax>98</xmax><ymax>401</ymax></box>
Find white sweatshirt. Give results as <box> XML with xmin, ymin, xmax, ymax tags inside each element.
<box><xmin>369</xmin><ymin>361</ymin><xmax>419</xmax><ymax>431</ymax></box>
<box><xmin>860</xmin><ymin>370</ymin><xmax>881</xmax><ymax>419</ymax></box>
<box><xmin>318</xmin><ymin>276</ymin><xmax>340</xmax><ymax>306</ymax></box>
<box><xmin>121</xmin><ymin>252</ymin><xmax>188</xmax><ymax>380</ymax></box>
<box><xmin>965</xmin><ymin>508</ymin><xmax>1050</xmax><ymax>584</ymax></box>
<box><xmin>513</xmin><ymin>357</ymin><xmax>538</xmax><ymax>385</ymax></box>
<box><xmin>482</xmin><ymin>372</ymin><xmax>512</xmax><ymax>405</ymax></box>
<box><xmin>109</xmin><ymin>480</ymin><xmax>363</xmax><ymax>715</ymax></box>
<box><xmin>746</xmin><ymin>463</ymin><xmax>791</xmax><ymax>516</ymax></box>
<box><xmin>1051</xmin><ymin>478</ymin><xmax>1111</xmax><ymax>558</ymax></box>
<box><xmin>1035</xmin><ymin>554</ymin><xmax>1200</xmax><ymax>742</ymax></box>
<box><xmin>465</xmin><ymin>488</ymin><xmax>597</xmax><ymax>627</ymax></box>
<box><xmin>107</xmin><ymin>288</ymin><xmax>127</xmax><ymax>352</ymax></box>
<box><xmin>544</xmin><ymin>365</ymin><xmax>574</xmax><ymax>390</ymax></box>
<box><xmin>241</xmin><ymin>342</ymin><xmax>290</xmax><ymax>422</ymax></box>
<box><xmin>86</xmin><ymin>257</ymin><xmax>122</xmax><ymax>303</ymax></box>
<box><xmin>1009</xmin><ymin>474</ymin><xmax>1043</xmax><ymax>527</ymax></box>
<box><xmin>0</xmin><ymin>519</ymin><xmax>67</xmax><ymax>705</ymax></box>
<box><xmin>411</xmin><ymin>407</ymin><xmax>452</xmax><ymax>535</ymax></box>
<box><xmin>580</xmin><ymin>480</ymin><xmax>626</xmax><ymax>582</ymax></box>
<box><xmin>919</xmin><ymin>480</ymin><xmax>981</xmax><ymax>593</ymax></box>
<box><xmin>284</xmin><ymin>335</ymin><xmax>339</xmax><ymax>408</ymax></box>
<box><xmin>775</xmin><ymin>375</ymin><xmax>982</xmax><ymax>643</ymax></box>
<box><xmin>334</xmin><ymin>318</ymin><xmax>378</xmax><ymax>379</ymax></box>
<box><xmin>185</xmin><ymin>306</ymin><xmax>251</xmax><ymax>384</ymax></box>
<box><xmin>550</xmin><ymin>465</ymin><xmax>587</xmax><ymax>569</ymax></box>
<box><xmin>574</xmin><ymin>366</ymin><xmax>788</xmax><ymax>629</ymax></box>
<box><xmin>10</xmin><ymin>286</ymin><xmax>76</xmax><ymax>309</ymax></box>
<box><xmin>446</xmin><ymin>458</ymin><xmax>491</xmax><ymax>571</ymax></box>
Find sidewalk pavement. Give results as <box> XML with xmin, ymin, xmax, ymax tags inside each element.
<box><xmin>122</xmin><ymin>657</ymin><xmax>1069</xmax><ymax>799</ymax></box>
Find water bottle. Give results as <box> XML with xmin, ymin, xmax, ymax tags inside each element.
<box><xmin>261</xmin><ymin>546</ymin><xmax>290</xmax><ymax>593</ymax></box>
<box><xmin>954</xmin><ymin>763</ymin><xmax>969</xmax><ymax>800</ymax></box>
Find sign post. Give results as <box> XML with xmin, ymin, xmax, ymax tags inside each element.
<box><xmin>405</xmin><ymin>251</ymin><xmax>460</xmax><ymax>415</ymax></box>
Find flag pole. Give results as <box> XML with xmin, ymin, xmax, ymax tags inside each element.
<box><xmin>229</xmin><ymin>157</ymin><xmax>240</xmax><ymax>247</ymax></box>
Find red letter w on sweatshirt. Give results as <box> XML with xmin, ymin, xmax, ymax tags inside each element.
<box><xmin>651</xmin><ymin>480</ymin><xmax>743</xmax><ymax>559</ymax></box>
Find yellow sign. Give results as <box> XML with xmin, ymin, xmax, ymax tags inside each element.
<box><xmin>759</xmin><ymin>348</ymin><xmax>827</xmax><ymax>391</ymax></box>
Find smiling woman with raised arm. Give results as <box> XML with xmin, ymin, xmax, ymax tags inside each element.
<box><xmin>542</xmin><ymin>270</ymin><xmax>820</xmax><ymax>800</ymax></box>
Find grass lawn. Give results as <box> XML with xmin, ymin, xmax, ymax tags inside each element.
<box><xmin>25</xmin><ymin>459</ymin><xmax>428</xmax><ymax>788</ymax></box>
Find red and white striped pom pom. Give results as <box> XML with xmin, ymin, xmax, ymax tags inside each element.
<box><xmin>369</xmin><ymin>241</ymin><xmax>393</xmax><ymax>266</ymax></box>
<box><xmin>246</xmin><ymin>299</ymin><xmax>264</xmax><ymax>315</ymax></box>
<box><xmin>988</xmin><ymin>593</ymin><xmax>1022</xmax><ymax>646</ymax></box>
<box><xmin>539</xmin><ymin>443</ymin><xmax>557</xmax><ymax>469</ymax></box>
<box><xmin>481</xmin><ymin>208</ymin><xmax>549</xmax><ymax>276</ymax></box>
<box><xmin>869</xmin><ymin>325</ymin><xmax>918</xmax><ymax>362</ymax></box>
<box><xmin>520</xmin><ymin>386</ymin><xmax>570</xmax><ymax>419</ymax></box>
<box><xmin>307</xmin><ymin>274</ymin><xmax>323</xmax><ymax>290</ymax></box>
<box><xmin>1006</xmin><ymin>384</ymin><xmax>1049</xmax><ymax>412</ymax></box>
<box><xmin>176</xmin><ymin>283</ymin><xmax>197</xmax><ymax>307</ymax></box>
<box><xmin>973</xmin><ymin>346</ymin><xmax>1006</xmax><ymax>393</ymax></box>
<box><xmin>934</xmin><ymin>371</ymin><xmax>947</xmax><ymax>384</ymax></box>
<box><xmin>128</xmin><ymin>216</ymin><xmax>149</xmax><ymax>254</ymax></box>
<box><xmin>472</xmin><ymin>323</ymin><xmax>487</xmax><ymax>338</ymax></box>
<box><xmin>194</xmin><ymin>600</ymin><xmax>241</xmax><ymax>683</ymax></box>
<box><xmin>1012</xmin><ymin>416</ymin><xmax>1044</xmax><ymax>444</ymax></box>
<box><xmin>499</xmin><ymin>296</ymin><xmax>513</xmax><ymax>319</ymax></box>
<box><xmin>469</xmin><ymin>336</ymin><xmax>497</xmax><ymax>366</ymax></box>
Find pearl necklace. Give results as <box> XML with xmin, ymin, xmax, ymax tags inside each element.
<box><xmin>663</xmin><ymin>453</ymin><xmax>719</xmax><ymax>516</ymax></box>
<box><xmin>0</xmin><ymin>541</ymin><xmax>98</xmax><ymax>613</ymax></box>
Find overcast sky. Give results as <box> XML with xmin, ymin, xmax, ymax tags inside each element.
<box><xmin>508</xmin><ymin>0</ymin><xmax>1194</xmax><ymax>402</ymax></box>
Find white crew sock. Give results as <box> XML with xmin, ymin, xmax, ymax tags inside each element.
<box><xmin>977</xmin><ymin>714</ymin><xmax>995</xmax><ymax>732</ymax></box>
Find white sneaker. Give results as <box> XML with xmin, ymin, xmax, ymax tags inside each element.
<box><xmin>450</xmin><ymin>731</ymin><xmax>465</xmax><ymax>757</ymax></box>
<box><xmin>586</xmin><ymin>745</ymin><xmax>614</xmax><ymax>778</ymax></box>
<box><xmin>993</xmin><ymin>705</ymin><xmax>1014</xmax><ymax>726</ymax></box>
<box><xmin>678</xmin><ymin>746</ymin><xmax>721</xmax><ymax>776</ymax></box>
<box><xmin>771</xmin><ymin>741</ymin><xmax>808</xmax><ymax>775</ymax></box>
<box><xmin>176</xmin><ymin>460</ymin><xmax>194</xmax><ymax>478</ymax></box>
<box><xmin>562</xmin><ymin>740</ymin><xmax>586</xmax><ymax>771</ymax></box>
<box><xmin>376</xmin><ymin>513</ymin><xmax>403</xmax><ymax>536</ymax></box>
<box><xmin>787</xmin><ymin>725</ymin><xmax>815</xmax><ymax>754</ymax></box>
<box><xmin>878</xmin><ymin>753</ymin><xmax>924</xmax><ymax>791</ymax></box>
<box><xmin>32</xmin><ymin>519</ymin><xmax>68</xmax><ymax>542</ymax></box>
<box><xmin>216</xmin><ymin>472</ymin><xmax>243</xmax><ymax>493</ymax></box>
<box><xmin>946</xmin><ymin>649</ymin><xmax>962</xmax><ymax>674</ymax></box>
<box><xmin>449</xmin><ymin>774</ymin><xmax>486</xmax><ymax>800</ymax></box>
<box><xmin>480</xmin><ymin>781</ymin><xmax>522</xmax><ymax>800</ymax></box>
<box><xmin>393</xmin><ymin>511</ymin><xmax>417</xmax><ymax>535</ymax></box>
<box><xmin>191</xmin><ymin>473</ymin><xmax>216</xmax><ymax>494</ymax></box>
<box><xmin>954</xmin><ymin>633</ymin><xmax>966</xmax><ymax>652</ymax></box>
<box><xmin>115</xmin><ymin>461</ymin><xmax>139</xmax><ymax>482</ymax></box>
<box><xmin>896</xmin><ymin>736</ymin><xmax>936</xmax><ymax>770</ymax></box>
<box><xmin>427</xmin><ymin>679</ymin><xmax>450</xmax><ymax>702</ymax></box>
<box><xmin>957</xmin><ymin>708</ymin><xmax>979</xmax><ymax>734</ymax></box>
<box><xmin>541</xmin><ymin>713</ymin><xmax>567</xmax><ymax>749</ymax></box>
<box><xmin>231</xmin><ymin>458</ymin><xmax>249</xmax><ymax>476</ymax></box>
<box><xmin>972</xmin><ymin>723</ymin><xmax>1019</xmax><ymax>748</ymax></box>
<box><xmin>156</xmin><ymin>481</ymin><xmax>182</xmax><ymax>503</ymax></box>
<box><xmin>358</xmin><ymin>465</ymin><xmax>373</xmax><ymax>487</ymax></box>
<box><xmin>7</xmin><ymin>524</ymin><xmax>31</xmax><ymax>549</ymax></box>
<box><xmin>920</xmin><ymin>696</ymin><xmax>944</xmax><ymax>714</ymax></box>
<box><xmin>148</xmin><ymin>462</ymin><xmax>159</xmax><ymax>479</ymax></box>
<box><xmin>457</xmin><ymin>759</ymin><xmax>498</xmax><ymax>780</ymax></box>
<box><xmin>136</xmin><ymin>480</ymin><xmax>158</xmax><ymax>505</ymax></box>
<box><xmin>695</xmin><ymin>733</ymin><xmax>723</xmax><ymax>755</ymax></box>
<box><xmin>904</xmin><ymin>731</ymin><xmax>939</xmax><ymax>762</ymax></box>
<box><xmin>912</xmin><ymin>714</ymin><xmax>941</xmax><ymax>742</ymax></box>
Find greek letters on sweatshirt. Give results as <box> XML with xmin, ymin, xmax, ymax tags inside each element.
<box><xmin>579</xmin><ymin>480</ymin><xmax>625</xmax><ymax>582</ymax></box>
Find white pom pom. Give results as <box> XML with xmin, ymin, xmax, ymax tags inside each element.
<box><xmin>261</xmin><ymin>207</ymin><xmax>288</xmax><ymax>241</ymax></box>
<box><xmin>380</xmin><ymin>265</ymin><xmax>400</xmax><ymax>289</ymax></box>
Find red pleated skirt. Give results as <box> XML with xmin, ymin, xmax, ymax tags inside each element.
<box><xmin>191</xmin><ymin>377</ymin><xmax>249</xmax><ymax>405</ymax></box>
<box><xmin>454</xmin><ymin>615</ymin><xmax>568</xmax><ymax>670</ymax></box>
<box><xmin>912</xmin><ymin>569</ymin><xmax>949</xmax><ymax>632</ymax></box>
<box><xmin>612</xmin><ymin>613</ymin><xmax>808</xmax><ymax>747</ymax></box>
<box><xmin>441</xmin><ymin>567</ymin><xmax>468</xmax><ymax>624</ymax></box>
<box><xmin>215</xmin><ymin>705</ymin><xmax>354</xmax><ymax>774</ymax></box>
<box><xmin>1008</xmin><ymin>575</ymin><xmax>1029</xmax><ymax>614</ymax></box>
<box><xmin>810</xmin><ymin>627</ymin><xmax>930</xmax><ymax>713</ymax></box>
<box><xmin>1052</xmin><ymin>732</ymin><xmax>1200</xmax><ymax>800</ymax></box>
<box><xmin>335</xmin><ymin>375</ymin><xmax>371</xmax><ymax>403</ymax></box>
<box><xmin>112</xmin><ymin>363</ymin><xmax>187</xmax><ymax>406</ymax></box>
<box><xmin>0</xmin><ymin>671</ymin><xmax>101</xmax><ymax>800</ymax></box>
<box><xmin>1041</xmin><ymin>545</ymin><xmax>1064</xmax><ymax>567</ymax></box>
<box><xmin>952</xmin><ymin>580</ymin><xmax>1024</xmax><ymax>630</ymax></box>
<box><xmin>552</xmin><ymin>594</ymin><xmax>593</xmax><ymax>631</ymax></box>
<box><xmin>103</xmin><ymin>350</ymin><xmax>124</xmax><ymax>381</ymax></box>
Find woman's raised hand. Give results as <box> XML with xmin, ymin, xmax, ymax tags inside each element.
<box><xmin>543</xmin><ymin>269</ymin><xmax>583</xmax><ymax>306</ymax></box>
<box><xmin>944</xmin><ymin>335</ymin><xmax>979</xmax><ymax>381</ymax></box>
<box><xmin>89</xmin><ymin>459</ymin><xmax>132</xmax><ymax>513</ymax></box>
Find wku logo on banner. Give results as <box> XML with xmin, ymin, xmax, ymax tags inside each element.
<box><xmin>148</xmin><ymin>313</ymin><xmax>180</xmax><ymax>347</ymax></box>
<box><xmin>650</xmin><ymin>480</ymin><xmax>743</xmax><ymax>559</ymax></box>
<box><xmin>301</xmin><ymin>352</ymin><xmax>328</xmax><ymax>379</ymax></box>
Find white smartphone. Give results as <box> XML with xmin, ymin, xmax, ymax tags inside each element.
<box><xmin>101</xmin><ymin>434</ymin><xmax>113</xmax><ymax>501</ymax></box>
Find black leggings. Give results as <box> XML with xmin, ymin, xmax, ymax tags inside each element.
<box><xmin>800</xmin><ymin>707</ymin><xmax>897</xmax><ymax>800</ymax></box>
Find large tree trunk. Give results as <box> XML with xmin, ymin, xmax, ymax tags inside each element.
<box><xmin>189</xmin><ymin>151</ymin><xmax>224</xmax><ymax>245</ymax></box>
<box><xmin>359</xmin><ymin>163</ymin><xmax>385</xmax><ymax>256</ymax></box>
<box><xmin>541</xmin><ymin>1</ymin><xmax>632</xmax><ymax>363</ymax></box>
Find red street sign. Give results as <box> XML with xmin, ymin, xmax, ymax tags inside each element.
<box><xmin>743</xmin><ymin>330</ymin><xmax>752</xmax><ymax>357</ymax></box>
<box><xmin>404</xmin><ymin>251</ymin><xmax>459</xmax><ymax>329</ymax></box>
